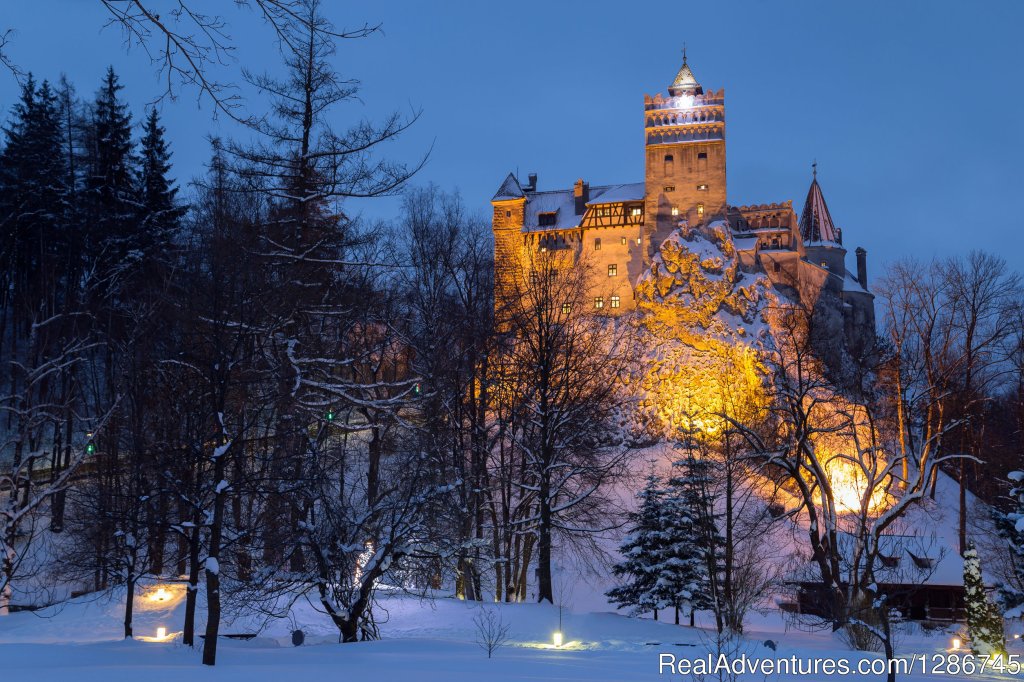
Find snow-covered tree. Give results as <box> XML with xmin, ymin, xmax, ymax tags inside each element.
<box><xmin>994</xmin><ymin>471</ymin><xmax>1024</xmax><ymax>618</ymax></box>
<box><xmin>663</xmin><ymin>455</ymin><xmax>717</xmax><ymax>625</ymax></box>
<box><xmin>607</xmin><ymin>475</ymin><xmax>668</xmax><ymax>618</ymax></box>
<box><xmin>963</xmin><ymin>543</ymin><xmax>1006</xmax><ymax>657</ymax></box>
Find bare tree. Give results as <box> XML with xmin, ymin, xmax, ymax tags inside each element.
<box><xmin>493</xmin><ymin>248</ymin><xmax>637</xmax><ymax>603</ymax></box>
<box><xmin>473</xmin><ymin>607</ymin><xmax>511</xmax><ymax>658</ymax></box>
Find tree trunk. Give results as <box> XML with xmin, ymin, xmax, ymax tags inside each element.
<box><xmin>201</xmin><ymin>453</ymin><xmax>227</xmax><ymax>665</ymax></box>
<box><xmin>123</xmin><ymin>572</ymin><xmax>135</xmax><ymax>638</ymax></box>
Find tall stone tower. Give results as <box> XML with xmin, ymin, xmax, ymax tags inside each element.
<box><xmin>643</xmin><ymin>53</ymin><xmax>727</xmax><ymax>256</ymax></box>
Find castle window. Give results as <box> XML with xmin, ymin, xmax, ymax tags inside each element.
<box><xmin>697</xmin><ymin>152</ymin><xmax>708</xmax><ymax>160</ymax></box>
<box><xmin>697</xmin><ymin>203</ymin><xmax>705</xmax><ymax>217</ymax></box>
<box><xmin>630</xmin><ymin>206</ymin><xmax>643</xmax><ymax>217</ymax></box>
<box><xmin>664</xmin><ymin>185</ymin><xmax>675</xmax><ymax>192</ymax></box>
<box><xmin>505</xmin><ymin>210</ymin><xmax>511</xmax><ymax>218</ymax></box>
<box><xmin>773</xmin><ymin>262</ymin><xmax>781</xmax><ymax>273</ymax></box>
<box><xmin>636</xmin><ymin>237</ymin><xmax>642</xmax><ymax>245</ymax></box>
<box><xmin>620</xmin><ymin>237</ymin><xmax>627</xmax><ymax>245</ymax></box>
<box><xmin>608</xmin><ymin>264</ymin><xmax>618</xmax><ymax>277</ymax></box>
<box><xmin>594</xmin><ymin>237</ymin><xmax>602</xmax><ymax>250</ymax></box>
<box><xmin>562</xmin><ymin>303</ymin><xmax>572</xmax><ymax>315</ymax></box>
<box><xmin>697</xmin><ymin>183</ymin><xmax>708</xmax><ymax>191</ymax></box>
<box><xmin>664</xmin><ymin>154</ymin><xmax>674</xmax><ymax>176</ymax></box>
<box><xmin>610</xmin><ymin>296</ymin><xmax>621</xmax><ymax>309</ymax></box>
<box><xmin>671</xmin><ymin>206</ymin><xmax>680</xmax><ymax>216</ymax></box>
<box><xmin>821</xmin><ymin>260</ymin><xmax>828</xmax><ymax>269</ymax></box>
<box><xmin>594</xmin><ymin>297</ymin><xmax>604</xmax><ymax>309</ymax></box>
<box><xmin>538</xmin><ymin>212</ymin><xmax>557</xmax><ymax>227</ymax></box>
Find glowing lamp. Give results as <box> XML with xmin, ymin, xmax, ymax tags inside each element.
<box><xmin>153</xmin><ymin>588</ymin><xmax>169</xmax><ymax>602</ymax></box>
<box><xmin>553</xmin><ymin>631</ymin><xmax>563</xmax><ymax>648</ymax></box>
<box><xmin>1014</xmin><ymin>633</ymin><xmax>1020</xmax><ymax>640</ymax></box>
<box><xmin>156</xmin><ymin>627</ymin><xmax>167</xmax><ymax>640</ymax></box>
<box><xmin>951</xmin><ymin>637</ymin><xmax>961</xmax><ymax>651</ymax></box>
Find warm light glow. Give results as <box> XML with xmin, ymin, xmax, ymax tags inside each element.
<box><xmin>825</xmin><ymin>456</ymin><xmax>887</xmax><ymax>515</ymax></box>
<box><xmin>150</xmin><ymin>588</ymin><xmax>170</xmax><ymax>602</ymax></box>
<box><xmin>140</xmin><ymin>583</ymin><xmax>185</xmax><ymax>611</ymax></box>
<box><xmin>354</xmin><ymin>541</ymin><xmax>375</xmax><ymax>583</ymax></box>
<box><xmin>156</xmin><ymin>627</ymin><xmax>167</xmax><ymax>640</ymax></box>
<box><xmin>553</xmin><ymin>631</ymin><xmax>563</xmax><ymax>647</ymax></box>
<box><xmin>951</xmin><ymin>637</ymin><xmax>961</xmax><ymax>651</ymax></box>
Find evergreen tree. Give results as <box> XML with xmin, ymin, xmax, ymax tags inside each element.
<box><xmin>0</xmin><ymin>75</ymin><xmax>71</xmax><ymax>324</ymax></box>
<box><xmin>663</xmin><ymin>456</ymin><xmax>717</xmax><ymax>624</ymax></box>
<box><xmin>137</xmin><ymin>108</ymin><xmax>184</xmax><ymax>252</ymax></box>
<box><xmin>994</xmin><ymin>471</ymin><xmax>1024</xmax><ymax>618</ymax></box>
<box><xmin>962</xmin><ymin>543</ymin><xmax>1006</xmax><ymax>657</ymax></box>
<box><xmin>607</xmin><ymin>475</ymin><xmax>669</xmax><ymax>618</ymax></box>
<box><xmin>84</xmin><ymin>66</ymin><xmax>138</xmax><ymax>294</ymax></box>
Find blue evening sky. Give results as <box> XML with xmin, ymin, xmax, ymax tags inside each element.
<box><xmin>1</xmin><ymin>1</ymin><xmax>1022</xmax><ymax>276</ymax></box>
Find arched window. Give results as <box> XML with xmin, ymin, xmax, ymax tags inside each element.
<box><xmin>664</xmin><ymin>154</ymin><xmax>674</xmax><ymax>177</ymax></box>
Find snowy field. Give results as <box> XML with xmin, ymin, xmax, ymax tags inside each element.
<box><xmin>2</xmin><ymin>582</ymin><xmax>1021</xmax><ymax>682</ymax></box>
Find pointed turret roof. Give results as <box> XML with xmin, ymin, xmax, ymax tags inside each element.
<box><xmin>492</xmin><ymin>172</ymin><xmax>525</xmax><ymax>201</ymax></box>
<box><xmin>669</xmin><ymin>48</ymin><xmax>702</xmax><ymax>96</ymax></box>
<box><xmin>799</xmin><ymin>168</ymin><xmax>840</xmax><ymax>244</ymax></box>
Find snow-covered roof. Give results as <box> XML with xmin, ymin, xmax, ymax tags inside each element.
<box><xmin>733</xmin><ymin>237</ymin><xmax>758</xmax><ymax>252</ymax></box>
<box><xmin>586</xmin><ymin>182</ymin><xmax>646</xmax><ymax>206</ymax></box>
<box><xmin>521</xmin><ymin>182</ymin><xmax>644</xmax><ymax>232</ymax></box>
<box><xmin>492</xmin><ymin>172</ymin><xmax>525</xmax><ymax>201</ymax></box>
<box><xmin>843</xmin><ymin>273</ymin><xmax>870</xmax><ymax>295</ymax></box>
<box><xmin>522</xmin><ymin>190</ymin><xmax>580</xmax><ymax>232</ymax></box>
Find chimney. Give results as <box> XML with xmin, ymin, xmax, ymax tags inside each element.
<box><xmin>527</xmin><ymin>173</ymin><xmax>537</xmax><ymax>192</ymax></box>
<box><xmin>855</xmin><ymin>247</ymin><xmax>868</xmax><ymax>290</ymax></box>
<box><xmin>574</xmin><ymin>178</ymin><xmax>589</xmax><ymax>215</ymax></box>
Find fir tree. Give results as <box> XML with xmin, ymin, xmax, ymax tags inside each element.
<box><xmin>607</xmin><ymin>475</ymin><xmax>669</xmax><ymax>618</ymax></box>
<box><xmin>665</xmin><ymin>454</ymin><xmax>720</xmax><ymax>624</ymax></box>
<box><xmin>84</xmin><ymin>66</ymin><xmax>138</xmax><ymax>294</ymax></box>
<box><xmin>962</xmin><ymin>543</ymin><xmax>1006</xmax><ymax>657</ymax></box>
<box><xmin>137</xmin><ymin>108</ymin><xmax>184</xmax><ymax>249</ymax></box>
<box><xmin>994</xmin><ymin>471</ymin><xmax>1024</xmax><ymax>618</ymax></box>
<box><xmin>0</xmin><ymin>76</ymin><xmax>71</xmax><ymax>323</ymax></box>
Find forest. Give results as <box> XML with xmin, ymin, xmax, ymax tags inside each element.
<box><xmin>0</xmin><ymin>1</ymin><xmax>1023</xmax><ymax>676</ymax></box>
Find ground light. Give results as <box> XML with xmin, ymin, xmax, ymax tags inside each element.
<box><xmin>552</xmin><ymin>631</ymin><xmax>563</xmax><ymax>648</ymax></box>
<box><xmin>156</xmin><ymin>627</ymin><xmax>167</xmax><ymax>640</ymax></box>
<box><xmin>951</xmin><ymin>637</ymin><xmax>961</xmax><ymax>651</ymax></box>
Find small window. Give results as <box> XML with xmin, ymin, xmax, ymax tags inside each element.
<box><xmin>671</xmin><ymin>206</ymin><xmax>680</xmax><ymax>216</ymax></box>
<box><xmin>636</xmin><ymin>237</ymin><xmax>642</xmax><ymax>245</ymax></box>
<box><xmin>664</xmin><ymin>154</ymin><xmax>674</xmax><ymax>162</ymax></box>
<box><xmin>505</xmin><ymin>210</ymin><xmax>511</xmax><ymax>218</ymax></box>
<box><xmin>610</xmin><ymin>296</ymin><xmax>620</xmax><ymax>309</ymax></box>
<box><xmin>773</xmin><ymin>261</ymin><xmax>781</xmax><ymax>273</ymax></box>
<box><xmin>538</xmin><ymin>212</ymin><xmax>557</xmax><ymax>227</ymax></box>
<box><xmin>594</xmin><ymin>297</ymin><xmax>604</xmax><ymax>309</ymax></box>
<box><xmin>620</xmin><ymin>237</ymin><xmax>627</xmax><ymax>245</ymax></box>
<box><xmin>821</xmin><ymin>260</ymin><xmax>828</xmax><ymax>268</ymax></box>
<box><xmin>630</xmin><ymin>206</ymin><xmax>643</xmax><ymax>217</ymax></box>
<box><xmin>697</xmin><ymin>203</ymin><xmax>705</xmax><ymax>217</ymax></box>
<box><xmin>664</xmin><ymin>185</ymin><xmax>675</xmax><ymax>192</ymax></box>
<box><xmin>608</xmin><ymin>264</ymin><xmax>617</xmax><ymax>277</ymax></box>
<box><xmin>561</xmin><ymin>303</ymin><xmax>572</xmax><ymax>315</ymax></box>
<box><xmin>697</xmin><ymin>183</ymin><xmax>708</xmax><ymax>191</ymax></box>
<box><xmin>594</xmin><ymin>237</ymin><xmax>602</xmax><ymax>250</ymax></box>
<box><xmin>697</xmin><ymin>152</ymin><xmax>708</xmax><ymax>159</ymax></box>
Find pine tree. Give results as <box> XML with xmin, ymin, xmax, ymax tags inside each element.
<box><xmin>662</xmin><ymin>458</ymin><xmax>716</xmax><ymax>623</ymax></box>
<box><xmin>607</xmin><ymin>475</ymin><xmax>669</xmax><ymax>618</ymax></box>
<box><xmin>0</xmin><ymin>76</ymin><xmax>71</xmax><ymax>323</ymax></box>
<box><xmin>84</xmin><ymin>66</ymin><xmax>138</xmax><ymax>294</ymax></box>
<box><xmin>962</xmin><ymin>543</ymin><xmax>1006</xmax><ymax>657</ymax></box>
<box><xmin>137</xmin><ymin>108</ymin><xmax>184</xmax><ymax>253</ymax></box>
<box><xmin>994</xmin><ymin>471</ymin><xmax>1024</xmax><ymax>618</ymax></box>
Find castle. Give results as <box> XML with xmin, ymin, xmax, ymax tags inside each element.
<box><xmin>491</xmin><ymin>54</ymin><xmax>875</xmax><ymax>355</ymax></box>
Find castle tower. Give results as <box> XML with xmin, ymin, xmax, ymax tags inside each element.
<box><xmin>799</xmin><ymin>167</ymin><xmax>847</xmax><ymax>294</ymax></box>
<box><xmin>643</xmin><ymin>52</ymin><xmax>727</xmax><ymax>255</ymax></box>
<box><xmin>491</xmin><ymin>172</ymin><xmax>527</xmax><ymax>316</ymax></box>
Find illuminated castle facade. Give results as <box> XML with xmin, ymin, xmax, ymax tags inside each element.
<box><xmin>491</xmin><ymin>55</ymin><xmax>875</xmax><ymax>354</ymax></box>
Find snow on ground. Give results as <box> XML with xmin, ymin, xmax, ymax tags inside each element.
<box><xmin>2</xmin><ymin>580</ymin><xmax>1022</xmax><ymax>681</ymax></box>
